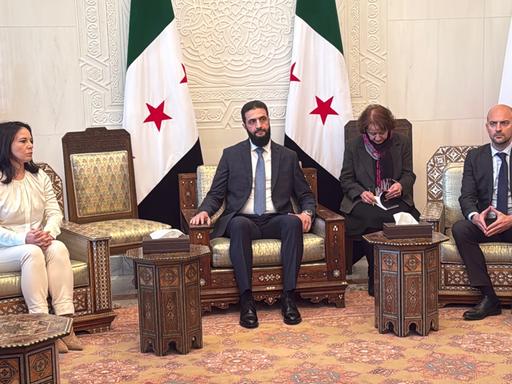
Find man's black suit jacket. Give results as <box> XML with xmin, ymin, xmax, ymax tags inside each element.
<box><xmin>198</xmin><ymin>139</ymin><xmax>316</xmax><ymax>238</ymax></box>
<box><xmin>459</xmin><ymin>144</ymin><xmax>512</xmax><ymax>218</ymax></box>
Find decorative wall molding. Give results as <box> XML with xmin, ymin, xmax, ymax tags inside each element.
<box><xmin>77</xmin><ymin>0</ymin><xmax>129</xmax><ymax>127</ymax></box>
<box><xmin>76</xmin><ymin>0</ymin><xmax>387</xmax><ymax>129</ymax></box>
<box><xmin>343</xmin><ymin>0</ymin><xmax>387</xmax><ymax>117</ymax></box>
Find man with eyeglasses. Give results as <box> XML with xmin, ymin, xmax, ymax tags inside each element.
<box><xmin>190</xmin><ymin>100</ymin><xmax>316</xmax><ymax>328</ymax></box>
<box><xmin>452</xmin><ymin>104</ymin><xmax>512</xmax><ymax>320</ymax></box>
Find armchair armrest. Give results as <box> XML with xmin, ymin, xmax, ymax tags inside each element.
<box><xmin>181</xmin><ymin>208</ymin><xmax>214</xmax><ymax>288</ymax></box>
<box><xmin>58</xmin><ymin>220</ymin><xmax>112</xmax><ymax>313</ymax></box>
<box><xmin>314</xmin><ymin>204</ymin><xmax>346</xmax><ymax>280</ymax></box>
<box><xmin>59</xmin><ymin>221</ymin><xmax>110</xmax><ymax>263</ymax></box>
<box><xmin>181</xmin><ymin>208</ymin><xmax>213</xmax><ymax>232</ymax></box>
<box><xmin>420</xmin><ymin>201</ymin><xmax>445</xmax><ymax>233</ymax></box>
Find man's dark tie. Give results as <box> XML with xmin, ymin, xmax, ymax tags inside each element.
<box><xmin>254</xmin><ymin>147</ymin><xmax>265</xmax><ymax>215</ymax></box>
<box><xmin>496</xmin><ymin>152</ymin><xmax>509</xmax><ymax>214</ymax></box>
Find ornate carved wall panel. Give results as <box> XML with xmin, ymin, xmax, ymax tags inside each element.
<box><xmin>344</xmin><ymin>0</ymin><xmax>387</xmax><ymax>117</ymax></box>
<box><xmin>76</xmin><ymin>0</ymin><xmax>387</xmax><ymax>139</ymax></box>
<box><xmin>77</xmin><ymin>0</ymin><xmax>129</xmax><ymax>127</ymax></box>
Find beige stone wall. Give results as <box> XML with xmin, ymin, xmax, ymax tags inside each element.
<box><xmin>0</xmin><ymin>0</ymin><xmax>511</xmax><ymax>211</ymax></box>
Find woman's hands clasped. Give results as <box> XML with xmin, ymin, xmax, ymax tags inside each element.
<box><xmin>25</xmin><ymin>229</ymin><xmax>54</xmax><ymax>250</ymax></box>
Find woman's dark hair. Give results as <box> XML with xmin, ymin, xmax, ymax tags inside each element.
<box><xmin>241</xmin><ymin>100</ymin><xmax>269</xmax><ymax>124</ymax></box>
<box><xmin>0</xmin><ymin>121</ymin><xmax>39</xmax><ymax>184</ymax></box>
<box><xmin>357</xmin><ymin>104</ymin><xmax>395</xmax><ymax>134</ymax></box>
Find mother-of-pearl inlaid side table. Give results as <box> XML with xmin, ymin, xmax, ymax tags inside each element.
<box><xmin>0</xmin><ymin>313</ymin><xmax>71</xmax><ymax>384</ymax></box>
<box><xmin>363</xmin><ymin>231</ymin><xmax>449</xmax><ymax>337</ymax></box>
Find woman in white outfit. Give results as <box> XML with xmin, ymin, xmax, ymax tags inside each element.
<box><xmin>0</xmin><ymin>121</ymin><xmax>82</xmax><ymax>353</ymax></box>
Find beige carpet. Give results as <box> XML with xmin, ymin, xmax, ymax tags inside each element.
<box><xmin>59</xmin><ymin>289</ymin><xmax>512</xmax><ymax>383</ymax></box>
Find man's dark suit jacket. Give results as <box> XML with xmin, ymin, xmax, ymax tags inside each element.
<box><xmin>198</xmin><ymin>139</ymin><xmax>316</xmax><ymax>238</ymax></box>
<box><xmin>459</xmin><ymin>144</ymin><xmax>512</xmax><ymax>218</ymax></box>
<box><xmin>339</xmin><ymin>132</ymin><xmax>416</xmax><ymax>214</ymax></box>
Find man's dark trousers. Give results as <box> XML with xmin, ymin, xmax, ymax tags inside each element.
<box><xmin>225</xmin><ymin>213</ymin><xmax>303</xmax><ymax>293</ymax></box>
<box><xmin>452</xmin><ymin>219</ymin><xmax>512</xmax><ymax>287</ymax></box>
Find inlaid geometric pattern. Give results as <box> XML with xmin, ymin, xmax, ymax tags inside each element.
<box><xmin>0</xmin><ymin>314</ymin><xmax>71</xmax><ymax>348</ymax></box>
<box><xmin>160</xmin><ymin>267</ymin><xmax>179</xmax><ymax>287</ymax></box>
<box><xmin>138</xmin><ymin>266</ymin><xmax>154</xmax><ymax>287</ymax></box>
<box><xmin>38</xmin><ymin>162</ymin><xmax>64</xmax><ymax>213</ymax></box>
<box><xmin>426</xmin><ymin>145</ymin><xmax>478</xmax><ymax>202</ymax></box>
<box><xmin>28</xmin><ymin>350</ymin><xmax>52</xmax><ymax>382</ymax></box>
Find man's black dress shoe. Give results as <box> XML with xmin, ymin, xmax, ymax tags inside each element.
<box><xmin>281</xmin><ymin>293</ymin><xmax>302</xmax><ymax>325</ymax></box>
<box><xmin>239</xmin><ymin>298</ymin><xmax>258</xmax><ymax>328</ymax></box>
<box><xmin>463</xmin><ymin>295</ymin><xmax>501</xmax><ymax>321</ymax></box>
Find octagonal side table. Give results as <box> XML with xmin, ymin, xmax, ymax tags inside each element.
<box><xmin>127</xmin><ymin>244</ymin><xmax>209</xmax><ymax>355</ymax></box>
<box><xmin>363</xmin><ymin>231</ymin><xmax>449</xmax><ymax>337</ymax></box>
<box><xmin>0</xmin><ymin>313</ymin><xmax>71</xmax><ymax>384</ymax></box>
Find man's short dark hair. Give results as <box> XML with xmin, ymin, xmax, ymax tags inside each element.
<box><xmin>241</xmin><ymin>100</ymin><xmax>269</xmax><ymax>124</ymax></box>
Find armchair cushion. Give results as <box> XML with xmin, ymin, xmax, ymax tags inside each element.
<box><xmin>210</xmin><ymin>233</ymin><xmax>325</xmax><ymax>268</ymax></box>
<box><xmin>441</xmin><ymin>236</ymin><xmax>512</xmax><ymax>264</ymax></box>
<box><xmin>76</xmin><ymin>218</ymin><xmax>169</xmax><ymax>246</ymax></box>
<box><xmin>0</xmin><ymin>260</ymin><xmax>89</xmax><ymax>299</ymax></box>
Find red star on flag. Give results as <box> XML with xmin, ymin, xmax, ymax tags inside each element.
<box><xmin>144</xmin><ymin>101</ymin><xmax>172</xmax><ymax>131</ymax></box>
<box><xmin>310</xmin><ymin>96</ymin><xmax>338</xmax><ymax>125</ymax></box>
<box><xmin>290</xmin><ymin>62</ymin><xmax>300</xmax><ymax>82</ymax></box>
<box><xmin>180</xmin><ymin>63</ymin><xmax>188</xmax><ymax>84</ymax></box>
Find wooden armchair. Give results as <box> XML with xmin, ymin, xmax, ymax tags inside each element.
<box><xmin>179</xmin><ymin>166</ymin><xmax>347</xmax><ymax>311</ymax></box>
<box><xmin>61</xmin><ymin>127</ymin><xmax>170</xmax><ymax>255</ymax></box>
<box><xmin>0</xmin><ymin>163</ymin><xmax>115</xmax><ymax>332</ymax></box>
<box><xmin>421</xmin><ymin>146</ymin><xmax>512</xmax><ymax>305</ymax></box>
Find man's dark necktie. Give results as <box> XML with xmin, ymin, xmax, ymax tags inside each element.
<box><xmin>496</xmin><ymin>152</ymin><xmax>509</xmax><ymax>214</ymax></box>
<box><xmin>254</xmin><ymin>147</ymin><xmax>265</xmax><ymax>215</ymax></box>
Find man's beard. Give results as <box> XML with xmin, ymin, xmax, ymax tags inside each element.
<box><xmin>246</xmin><ymin>127</ymin><xmax>271</xmax><ymax>147</ymax></box>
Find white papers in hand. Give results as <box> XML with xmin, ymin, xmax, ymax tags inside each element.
<box><xmin>374</xmin><ymin>194</ymin><xmax>387</xmax><ymax>210</ymax></box>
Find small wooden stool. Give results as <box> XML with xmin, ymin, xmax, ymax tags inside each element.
<box><xmin>0</xmin><ymin>314</ymin><xmax>71</xmax><ymax>384</ymax></box>
<box><xmin>127</xmin><ymin>244</ymin><xmax>209</xmax><ymax>355</ymax></box>
<box><xmin>364</xmin><ymin>231</ymin><xmax>448</xmax><ymax>337</ymax></box>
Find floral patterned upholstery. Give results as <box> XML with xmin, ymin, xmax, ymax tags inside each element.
<box><xmin>70</xmin><ymin>151</ymin><xmax>132</xmax><ymax>218</ymax></box>
<box><xmin>196</xmin><ymin>165</ymin><xmax>326</xmax><ymax>268</ymax></box>
<box><xmin>0</xmin><ymin>260</ymin><xmax>89</xmax><ymax>299</ymax></box>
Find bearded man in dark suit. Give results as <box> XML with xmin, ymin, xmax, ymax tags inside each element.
<box><xmin>452</xmin><ymin>104</ymin><xmax>512</xmax><ymax>320</ymax></box>
<box><xmin>190</xmin><ymin>100</ymin><xmax>316</xmax><ymax>328</ymax></box>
